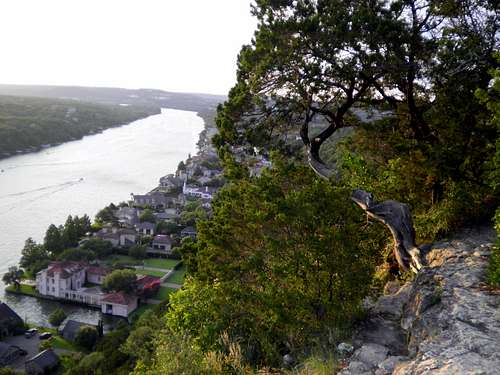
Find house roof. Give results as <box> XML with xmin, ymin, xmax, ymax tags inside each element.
<box><xmin>136</xmin><ymin>274</ymin><xmax>161</xmax><ymax>288</ymax></box>
<box><xmin>181</xmin><ymin>226</ymin><xmax>197</xmax><ymax>234</ymax></box>
<box><xmin>0</xmin><ymin>342</ymin><xmax>17</xmax><ymax>358</ymax></box>
<box><xmin>152</xmin><ymin>234</ymin><xmax>172</xmax><ymax>244</ymax></box>
<box><xmin>86</xmin><ymin>265</ymin><xmax>111</xmax><ymax>277</ymax></box>
<box><xmin>102</xmin><ymin>292</ymin><xmax>136</xmax><ymax>305</ymax></box>
<box><xmin>26</xmin><ymin>349</ymin><xmax>59</xmax><ymax>369</ymax></box>
<box><xmin>0</xmin><ymin>302</ymin><xmax>22</xmax><ymax>323</ymax></box>
<box><xmin>136</xmin><ymin>222</ymin><xmax>155</xmax><ymax>230</ymax></box>
<box><xmin>46</xmin><ymin>261</ymin><xmax>85</xmax><ymax>278</ymax></box>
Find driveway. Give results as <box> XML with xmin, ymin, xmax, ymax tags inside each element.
<box><xmin>4</xmin><ymin>333</ymin><xmax>43</xmax><ymax>372</ymax></box>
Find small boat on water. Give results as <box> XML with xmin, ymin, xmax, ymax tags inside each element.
<box><xmin>79</xmin><ymin>177</ymin><xmax>84</xmax><ymax>181</ymax></box>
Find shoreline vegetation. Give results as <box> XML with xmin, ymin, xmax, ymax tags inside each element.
<box><xmin>0</xmin><ymin>84</ymin><xmax>225</xmax><ymax>160</ymax></box>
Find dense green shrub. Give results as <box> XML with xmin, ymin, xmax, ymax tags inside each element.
<box><xmin>75</xmin><ymin>326</ymin><xmax>99</xmax><ymax>351</ymax></box>
<box><xmin>487</xmin><ymin>209</ymin><xmax>500</xmax><ymax>286</ymax></box>
<box><xmin>166</xmin><ymin>161</ymin><xmax>383</xmax><ymax>365</ymax></box>
<box><xmin>48</xmin><ymin>308</ymin><xmax>67</xmax><ymax>327</ymax></box>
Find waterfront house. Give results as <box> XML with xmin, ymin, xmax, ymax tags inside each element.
<box><xmin>0</xmin><ymin>342</ymin><xmax>22</xmax><ymax>366</ymax></box>
<box><xmin>36</xmin><ymin>262</ymin><xmax>87</xmax><ymax>299</ymax></box>
<box><xmin>149</xmin><ymin>234</ymin><xmax>173</xmax><ymax>255</ymax></box>
<box><xmin>135</xmin><ymin>221</ymin><xmax>155</xmax><ymax>236</ymax></box>
<box><xmin>0</xmin><ymin>302</ymin><xmax>23</xmax><ymax>338</ymax></box>
<box><xmin>101</xmin><ymin>292</ymin><xmax>138</xmax><ymax>317</ymax></box>
<box><xmin>25</xmin><ymin>349</ymin><xmax>59</xmax><ymax>375</ymax></box>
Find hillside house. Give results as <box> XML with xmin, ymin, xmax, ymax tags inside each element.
<box><xmin>180</xmin><ymin>226</ymin><xmax>197</xmax><ymax>239</ymax></box>
<box><xmin>25</xmin><ymin>349</ymin><xmax>59</xmax><ymax>375</ymax></box>
<box><xmin>0</xmin><ymin>342</ymin><xmax>22</xmax><ymax>367</ymax></box>
<box><xmin>149</xmin><ymin>234</ymin><xmax>173</xmax><ymax>255</ymax></box>
<box><xmin>159</xmin><ymin>174</ymin><xmax>183</xmax><ymax>191</ymax></box>
<box><xmin>131</xmin><ymin>192</ymin><xmax>171</xmax><ymax>209</ymax></box>
<box><xmin>135</xmin><ymin>221</ymin><xmax>155</xmax><ymax>236</ymax></box>
<box><xmin>114</xmin><ymin>207</ymin><xmax>140</xmax><ymax>226</ymax></box>
<box><xmin>0</xmin><ymin>303</ymin><xmax>23</xmax><ymax>338</ymax></box>
<box><xmin>95</xmin><ymin>227</ymin><xmax>138</xmax><ymax>247</ymax></box>
<box><xmin>183</xmin><ymin>182</ymin><xmax>217</xmax><ymax>200</ymax></box>
<box><xmin>59</xmin><ymin>320</ymin><xmax>98</xmax><ymax>342</ymax></box>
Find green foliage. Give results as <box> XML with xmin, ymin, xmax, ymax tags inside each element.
<box><xmin>19</xmin><ymin>237</ymin><xmax>50</xmax><ymax>275</ymax></box>
<box><xmin>44</xmin><ymin>224</ymin><xmax>64</xmax><ymax>255</ymax></box>
<box><xmin>39</xmin><ymin>339</ymin><xmax>52</xmax><ymax>352</ymax></box>
<box><xmin>0</xmin><ymin>368</ymin><xmax>23</xmax><ymax>375</ymax></box>
<box><xmin>82</xmin><ymin>238</ymin><xmax>113</xmax><ymax>259</ymax></box>
<box><xmin>102</xmin><ymin>269</ymin><xmax>137</xmax><ymax>293</ymax></box>
<box><xmin>487</xmin><ymin>208</ymin><xmax>500</xmax><ymax>286</ymax></box>
<box><xmin>165</xmin><ymin>162</ymin><xmax>381</xmax><ymax>365</ymax></box>
<box><xmin>129</xmin><ymin>245</ymin><xmax>147</xmax><ymax>260</ymax></box>
<box><xmin>58</xmin><ymin>248</ymin><xmax>96</xmax><ymax>262</ymax></box>
<box><xmin>65</xmin><ymin>352</ymin><xmax>105</xmax><ymax>375</ymax></box>
<box><xmin>139</xmin><ymin>209</ymin><xmax>156</xmax><ymax>223</ymax></box>
<box><xmin>75</xmin><ymin>326</ymin><xmax>99</xmax><ymax>351</ymax></box>
<box><xmin>121</xmin><ymin>310</ymin><xmax>163</xmax><ymax>364</ymax></box>
<box><xmin>2</xmin><ymin>266</ymin><xmax>23</xmax><ymax>289</ymax></box>
<box><xmin>0</xmin><ymin>95</ymin><xmax>158</xmax><ymax>156</ymax></box>
<box><xmin>95</xmin><ymin>203</ymin><xmax>118</xmax><ymax>224</ymax></box>
<box><xmin>156</xmin><ymin>221</ymin><xmax>181</xmax><ymax>235</ymax></box>
<box><xmin>48</xmin><ymin>308</ymin><xmax>67</xmax><ymax>327</ymax></box>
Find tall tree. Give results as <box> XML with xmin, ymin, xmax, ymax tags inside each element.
<box><xmin>44</xmin><ymin>224</ymin><xmax>63</xmax><ymax>255</ymax></box>
<box><xmin>19</xmin><ymin>238</ymin><xmax>50</xmax><ymax>275</ymax></box>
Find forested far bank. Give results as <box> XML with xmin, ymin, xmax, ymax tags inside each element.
<box><xmin>0</xmin><ymin>95</ymin><xmax>160</xmax><ymax>157</ymax></box>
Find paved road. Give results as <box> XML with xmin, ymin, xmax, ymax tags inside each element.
<box><xmin>4</xmin><ymin>334</ymin><xmax>43</xmax><ymax>372</ymax></box>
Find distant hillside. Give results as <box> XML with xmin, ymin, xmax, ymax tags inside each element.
<box><xmin>0</xmin><ymin>84</ymin><xmax>226</xmax><ymax>127</ymax></box>
<box><xmin>0</xmin><ymin>95</ymin><xmax>160</xmax><ymax>157</ymax></box>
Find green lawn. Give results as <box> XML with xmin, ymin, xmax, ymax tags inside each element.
<box><xmin>165</xmin><ymin>266</ymin><xmax>186</xmax><ymax>285</ymax></box>
<box><xmin>6</xmin><ymin>283</ymin><xmax>38</xmax><ymax>296</ymax></box>
<box><xmin>134</xmin><ymin>268</ymin><xmax>166</xmax><ymax>278</ymax></box>
<box><xmin>143</xmin><ymin>258</ymin><xmax>180</xmax><ymax>270</ymax></box>
<box><xmin>51</xmin><ymin>335</ymin><xmax>78</xmax><ymax>351</ymax></box>
<box><xmin>153</xmin><ymin>286</ymin><xmax>176</xmax><ymax>300</ymax></box>
<box><xmin>103</xmin><ymin>255</ymin><xmax>142</xmax><ymax>266</ymax></box>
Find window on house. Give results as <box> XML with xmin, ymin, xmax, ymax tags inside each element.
<box><xmin>52</xmin><ymin>287</ymin><xmax>55</xmax><ymax>292</ymax></box>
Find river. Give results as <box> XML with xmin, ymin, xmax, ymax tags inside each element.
<box><xmin>0</xmin><ymin>108</ymin><xmax>204</xmax><ymax>326</ymax></box>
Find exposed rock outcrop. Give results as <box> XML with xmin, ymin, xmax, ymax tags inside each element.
<box><xmin>339</xmin><ymin>227</ymin><xmax>499</xmax><ymax>375</ymax></box>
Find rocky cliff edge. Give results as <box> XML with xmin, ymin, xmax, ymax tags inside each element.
<box><xmin>339</xmin><ymin>227</ymin><xmax>499</xmax><ymax>375</ymax></box>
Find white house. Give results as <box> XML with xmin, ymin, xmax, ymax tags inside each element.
<box><xmin>101</xmin><ymin>292</ymin><xmax>138</xmax><ymax>318</ymax></box>
<box><xmin>35</xmin><ymin>262</ymin><xmax>139</xmax><ymax>317</ymax></box>
<box><xmin>182</xmin><ymin>180</ymin><xmax>217</xmax><ymax>200</ymax></box>
<box><xmin>149</xmin><ymin>234</ymin><xmax>173</xmax><ymax>255</ymax></box>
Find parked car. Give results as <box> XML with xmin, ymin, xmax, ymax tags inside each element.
<box><xmin>39</xmin><ymin>332</ymin><xmax>52</xmax><ymax>340</ymax></box>
<box><xmin>25</xmin><ymin>328</ymin><xmax>38</xmax><ymax>338</ymax></box>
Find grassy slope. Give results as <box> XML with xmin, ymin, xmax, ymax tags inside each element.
<box><xmin>0</xmin><ymin>95</ymin><xmax>160</xmax><ymax>156</ymax></box>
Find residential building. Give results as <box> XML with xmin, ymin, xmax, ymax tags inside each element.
<box><xmin>114</xmin><ymin>207</ymin><xmax>140</xmax><ymax>226</ymax></box>
<box><xmin>59</xmin><ymin>320</ymin><xmax>98</xmax><ymax>342</ymax></box>
<box><xmin>180</xmin><ymin>226</ymin><xmax>197</xmax><ymax>239</ymax></box>
<box><xmin>183</xmin><ymin>181</ymin><xmax>217</xmax><ymax>200</ymax></box>
<box><xmin>101</xmin><ymin>292</ymin><xmax>138</xmax><ymax>318</ymax></box>
<box><xmin>149</xmin><ymin>234</ymin><xmax>173</xmax><ymax>255</ymax></box>
<box><xmin>0</xmin><ymin>342</ymin><xmax>22</xmax><ymax>367</ymax></box>
<box><xmin>131</xmin><ymin>192</ymin><xmax>171</xmax><ymax>209</ymax></box>
<box><xmin>95</xmin><ymin>227</ymin><xmax>138</xmax><ymax>247</ymax></box>
<box><xmin>135</xmin><ymin>221</ymin><xmax>155</xmax><ymax>236</ymax></box>
<box><xmin>25</xmin><ymin>349</ymin><xmax>59</xmax><ymax>375</ymax></box>
<box><xmin>159</xmin><ymin>174</ymin><xmax>183</xmax><ymax>191</ymax></box>
<box><xmin>0</xmin><ymin>302</ymin><xmax>23</xmax><ymax>338</ymax></box>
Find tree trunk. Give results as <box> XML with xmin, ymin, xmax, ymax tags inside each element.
<box><xmin>351</xmin><ymin>189</ymin><xmax>423</xmax><ymax>273</ymax></box>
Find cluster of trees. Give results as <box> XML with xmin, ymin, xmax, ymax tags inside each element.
<box><xmin>0</xmin><ymin>95</ymin><xmax>159</xmax><ymax>156</ymax></box>
<box><xmin>17</xmin><ymin>215</ymin><xmax>93</xmax><ymax>276</ymax></box>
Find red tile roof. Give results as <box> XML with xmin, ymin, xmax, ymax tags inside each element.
<box><xmin>85</xmin><ymin>266</ymin><xmax>111</xmax><ymax>276</ymax></box>
<box><xmin>101</xmin><ymin>292</ymin><xmax>136</xmax><ymax>305</ymax></box>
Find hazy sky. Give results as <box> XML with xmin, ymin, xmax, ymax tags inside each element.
<box><xmin>0</xmin><ymin>0</ymin><xmax>257</xmax><ymax>95</ymax></box>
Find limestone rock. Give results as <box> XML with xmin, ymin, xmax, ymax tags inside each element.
<box><xmin>339</xmin><ymin>227</ymin><xmax>499</xmax><ymax>375</ymax></box>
